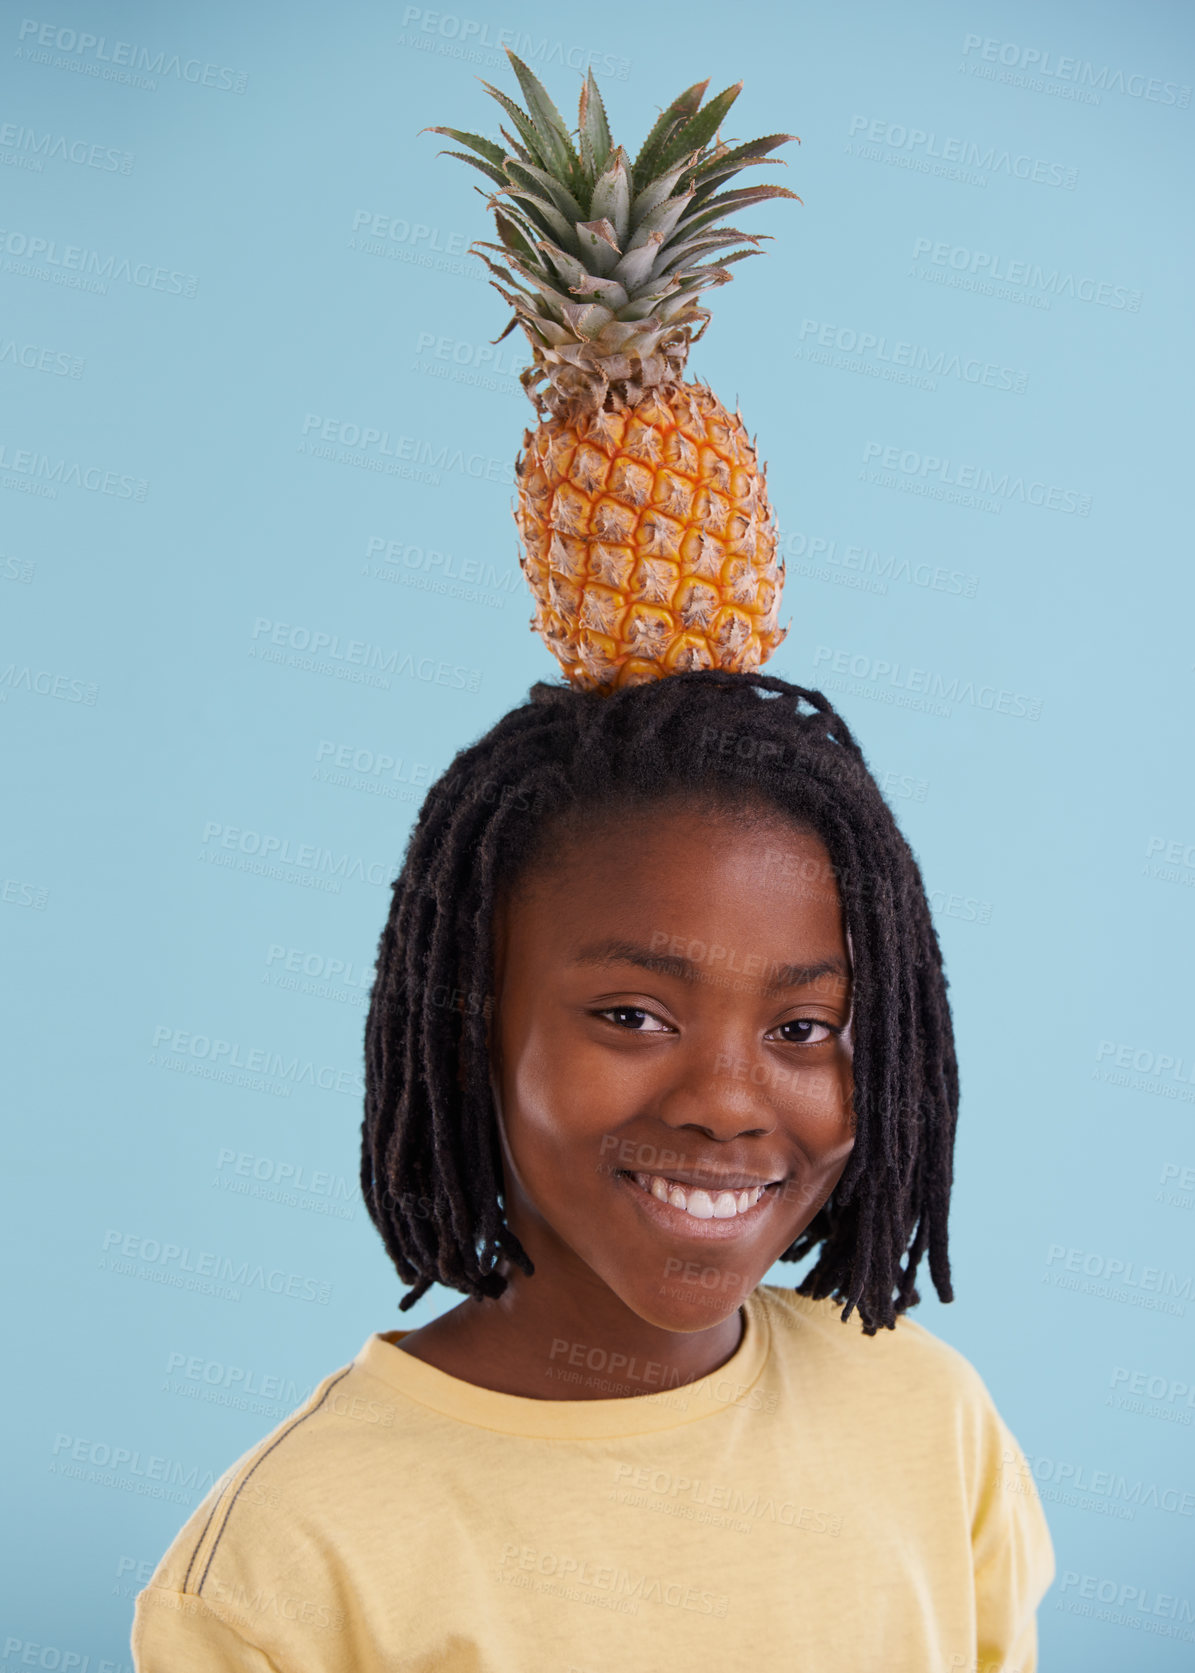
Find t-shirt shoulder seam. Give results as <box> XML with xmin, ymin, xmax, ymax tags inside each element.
<box><xmin>181</xmin><ymin>1363</ymin><xmax>355</xmax><ymax>1597</ymax></box>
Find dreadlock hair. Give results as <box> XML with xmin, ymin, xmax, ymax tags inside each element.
<box><xmin>362</xmin><ymin>669</ymin><xmax>957</xmax><ymax>1336</ymax></box>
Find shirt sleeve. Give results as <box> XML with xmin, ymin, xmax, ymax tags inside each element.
<box><xmin>970</xmin><ymin>1399</ymin><xmax>1056</xmax><ymax>1673</ymax></box>
<box><xmin>132</xmin><ymin>1586</ymin><xmax>284</xmax><ymax>1672</ymax></box>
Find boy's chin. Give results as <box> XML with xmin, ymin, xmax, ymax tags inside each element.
<box><xmin>616</xmin><ymin>1273</ymin><xmax>756</xmax><ymax>1337</ymax></box>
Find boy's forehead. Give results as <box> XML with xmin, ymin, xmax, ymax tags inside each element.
<box><xmin>503</xmin><ymin>812</ymin><xmax>848</xmax><ymax>964</ymax></box>
<box><xmin>566</xmin><ymin>933</ymin><xmax>852</xmax><ymax>999</ymax></box>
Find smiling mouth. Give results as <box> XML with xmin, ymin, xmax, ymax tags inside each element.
<box><xmin>621</xmin><ymin>1170</ymin><xmax>777</xmax><ymax>1222</ymax></box>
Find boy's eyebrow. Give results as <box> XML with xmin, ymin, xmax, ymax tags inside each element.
<box><xmin>569</xmin><ymin>938</ymin><xmax>850</xmax><ymax>992</ymax></box>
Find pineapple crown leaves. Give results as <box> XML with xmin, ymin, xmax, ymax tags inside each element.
<box><xmin>423</xmin><ymin>51</ymin><xmax>799</xmax><ymax>379</ymax></box>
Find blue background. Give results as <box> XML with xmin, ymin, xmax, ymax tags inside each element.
<box><xmin>3</xmin><ymin>0</ymin><xmax>1193</xmax><ymax>1664</ymax></box>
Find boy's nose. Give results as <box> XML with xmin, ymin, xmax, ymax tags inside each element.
<box><xmin>653</xmin><ymin>1047</ymin><xmax>780</xmax><ymax>1143</ymax></box>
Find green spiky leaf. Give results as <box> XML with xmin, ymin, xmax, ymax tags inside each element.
<box><xmin>614</xmin><ymin>277</ymin><xmax>682</xmax><ymax>319</ymax></box>
<box><xmin>560</xmin><ymin>299</ymin><xmax>617</xmax><ymax>339</ymax></box>
<box><xmin>473</xmin><ymin>243</ymin><xmax>571</xmax><ymax>310</ymax></box>
<box><xmin>503</xmin><ymin>159</ymin><xmax>585</xmax><ymax>225</ymax></box>
<box><xmin>655</xmin><ymin>82</ymin><xmax>743</xmax><ymax>176</ymax></box>
<box><xmin>676</xmin><ymin>185</ymin><xmax>802</xmax><ymax>241</ymax></box>
<box><xmin>480</xmin><ymin>81</ymin><xmax>549</xmax><ymax>168</ymax></box>
<box><xmin>427</xmin><ymin>57</ymin><xmax>800</xmax><ymax>385</ymax></box>
<box><xmin>589</xmin><ymin>148</ymin><xmax>632</xmax><ymax>248</ymax></box>
<box><xmin>624</xmin><ymin>189</ymin><xmax>695</xmax><ymax>253</ymax></box>
<box><xmin>493</xmin><ymin>208</ymin><xmax>536</xmax><ymax>262</ymax></box>
<box><xmin>574</xmin><ymin>218</ymin><xmax>621</xmax><ymax>276</ymax></box>
<box><xmin>632</xmin><ymin>79</ymin><xmax>710</xmax><ymax>191</ymax></box>
<box><xmin>628</xmin><ymin>155</ymin><xmax>701</xmax><ymax>226</ymax></box>
<box><xmin>651</xmin><ymin>228</ymin><xmax>767</xmax><ymax>281</ymax></box>
<box><xmin>680</xmin><ymin>133</ymin><xmax>799</xmax><ymax>186</ymax></box>
<box><xmin>502</xmin><ymin>50</ymin><xmax>583</xmax><ymax>191</ymax></box>
<box><xmin>531</xmin><ymin>239</ymin><xmax>595</xmax><ymax>294</ymax></box>
<box><xmin>568</xmin><ymin>271</ymin><xmax>630</xmax><ymax>310</ymax></box>
<box><xmin>497</xmin><ymin>123</ymin><xmax>536</xmax><ymax>167</ymax></box>
<box><xmin>423</xmin><ymin>126</ymin><xmax>508</xmax><ymax>168</ymax></box>
<box><xmin>578</xmin><ymin>71</ymin><xmax>612</xmax><ymax>183</ymax></box>
<box><xmin>500</xmin><ymin>188</ymin><xmax>580</xmax><ymax>254</ymax></box>
<box><xmin>430</xmin><ymin>147</ymin><xmax>509</xmax><ymax>191</ymax></box>
<box><xmin>611</xmin><ymin>236</ymin><xmax>665</xmax><ymax>293</ymax></box>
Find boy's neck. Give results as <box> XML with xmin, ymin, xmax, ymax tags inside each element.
<box><xmin>395</xmin><ymin>1270</ymin><xmax>747</xmax><ymax>1401</ymax></box>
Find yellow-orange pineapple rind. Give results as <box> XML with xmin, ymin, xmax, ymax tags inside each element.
<box><xmin>514</xmin><ymin>380</ymin><xmax>786</xmax><ymax>692</ymax></box>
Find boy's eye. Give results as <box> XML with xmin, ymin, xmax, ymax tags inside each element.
<box><xmin>595</xmin><ymin>1011</ymin><xmax>835</xmax><ymax>1042</ymax></box>
<box><xmin>768</xmin><ymin>1019</ymin><xmax>835</xmax><ymax>1045</ymax></box>
<box><xmin>597</xmin><ymin>1006</ymin><xmax>670</xmax><ymax>1033</ymax></box>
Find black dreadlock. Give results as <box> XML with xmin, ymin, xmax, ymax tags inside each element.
<box><xmin>362</xmin><ymin>669</ymin><xmax>957</xmax><ymax>1335</ymax></box>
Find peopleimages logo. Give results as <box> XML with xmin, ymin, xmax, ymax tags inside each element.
<box><xmin>1056</xmin><ymin>1571</ymin><xmax>1195</xmax><ymax>1629</ymax></box>
<box><xmin>910</xmin><ymin>237</ymin><xmax>1141</xmax><ymax>311</ymax></box>
<box><xmin>1003</xmin><ymin>1448</ymin><xmax>1195</xmax><ymax>1517</ymax></box>
<box><xmin>1096</xmin><ymin>1040</ymin><xmax>1195</xmax><ymax>1085</ymax></box>
<box><xmin>50</xmin><ymin>1431</ymin><xmax>217</xmax><ymax>1493</ymax></box>
<box><xmin>350</xmin><ymin>211</ymin><xmax>470</xmax><ymax>255</ymax></box>
<box><xmin>164</xmin><ymin>1351</ymin><xmax>312</xmax><ymax>1408</ymax></box>
<box><xmin>200</xmin><ymin>820</ymin><xmax>397</xmax><ymax>889</ymax></box>
<box><xmin>797</xmin><ymin>319</ymin><xmax>1028</xmax><ymax>394</ymax></box>
<box><xmin>0</xmin><ymin>123</ymin><xmax>134</xmax><ymax>173</ymax></box>
<box><xmin>251</xmin><ymin>616</ymin><xmax>482</xmax><ymax>693</ymax></box>
<box><xmin>348</xmin><ymin>212</ymin><xmax>485</xmax><ymax>283</ymax></box>
<box><xmin>2</xmin><ymin>1636</ymin><xmax>133</xmax><ymax>1673</ymax></box>
<box><xmin>1092</xmin><ymin>1039</ymin><xmax>1195</xmax><ymax>1104</ymax></box>
<box><xmin>847</xmin><ymin>115</ymin><xmax>1077</xmax><ymax>189</ymax></box>
<box><xmin>1143</xmin><ymin>834</ymin><xmax>1195</xmax><ymax>889</ymax></box>
<box><xmin>774</xmin><ymin>525</ymin><xmax>979</xmax><ymax>600</ymax></box>
<box><xmin>861</xmin><ymin>441</ymin><xmax>1091</xmax><ymax>516</ymax></box>
<box><xmin>0</xmin><ymin>228</ymin><xmax>198</xmax><ymax>295</ymax></box>
<box><xmin>1037</xmin><ymin>1244</ymin><xmax>1184</xmax><ymax>1304</ymax></box>
<box><xmin>1111</xmin><ymin>1365</ymin><xmax>1195</xmax><ymax>1409</ymax></box>
<box><xmin>812</xmin><ymin>645</ymin><xmax>1043</xmax><ymax>722</ymax></box>
<box><xmin>0</xmin><ymin>337</ymin><xmax>84</xmax><ymax>377</ymax></box>
<box><xmin>396</xmin><ymin>7</ymin><xmax>630</xmax><ymax>80</ymax></box>
<box><xmin>151</xmin><ymin>1023</ymin><xmax>364</xmax><ymax>1097</ymax></box>
<box><xmin>100</xmin><ymin>1228</ymin><xmax>333</xmax><ymax>1305</ymax></box>
<box><xmin>0</xmin><ymin>441</ymin><xmax>147</xmax><ymax>500</ymax></box>
<box><xmin>960</xmin><ymin>34</ymin><xmax>1191</xmax><ymax>108</ymax></box>
<box><xmin>0</xmin><ymin>663</ymin><xmax>98</xmax><ymax>704</ymax></box>
<box><xmin>298</xmin><ymin>414</ymin><xmax>513</xmax><ymax>487</ymax></box>
<box><xmin>15</xmin><ymin>18</ymin><xmax>249</xmax><ymax>92</ymax></box>
<box><xmin>413</xmin><ymin>331</ymin><xmax>521</xmax><ymax>380</ymax></box>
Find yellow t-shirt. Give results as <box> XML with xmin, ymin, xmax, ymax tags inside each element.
<box><xmin>132</xmin><ymin>1285</ymin><xmax>1054</xmax><ymax>1671</ymax></box>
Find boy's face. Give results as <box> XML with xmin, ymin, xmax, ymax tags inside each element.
<box><xmin>490</xmin><ymin>800</ymin><xmax>856</xmax><ymax>1334</ymax></box>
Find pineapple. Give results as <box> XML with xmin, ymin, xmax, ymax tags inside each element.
<box><xmin>428</xmin><ymin>53</ymin><xmax>799</xmax><ymax>690</ymax></box>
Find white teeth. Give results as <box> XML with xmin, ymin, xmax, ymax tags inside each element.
<box><xmin>686</xmin><ymin>1189</ymin><xmax>714</xmax><ymax>1219</ymax></box>
<box><xmin>629</xmin><ymin>1172</ymin><xmax>767</xmax><ymax>1221</ymax></box>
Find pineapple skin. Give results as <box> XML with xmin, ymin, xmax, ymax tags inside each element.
<box><xmin>515</xmin><ymin>380</ymin><xmax>787</xmax><ymax>691</ymax></box>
